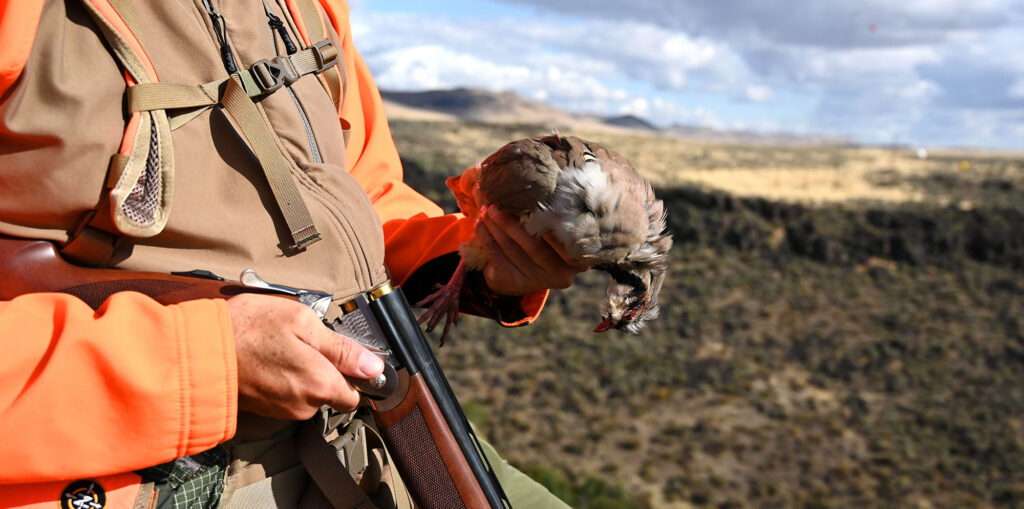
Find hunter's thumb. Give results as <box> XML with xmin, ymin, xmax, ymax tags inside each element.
<box><xmin>332</xmin><ymin>334</ymin><xmax>385</xmax><ymax>379</ymax></box>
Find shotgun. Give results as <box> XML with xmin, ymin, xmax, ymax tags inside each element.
<box><xmin>0</xmin><ymin>234</ymin><xmax>511</xmax><ymax>509</ymax></box>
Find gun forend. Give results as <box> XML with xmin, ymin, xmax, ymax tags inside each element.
<box><xmin>366</xmin><ymin>287</ymin><xmax>511</xmax><ymax>509</ymax></box>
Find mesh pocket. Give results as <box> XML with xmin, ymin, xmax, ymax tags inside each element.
<box><xmin>122</xmin><ymin>126</ymin><xmax>161</xmax><ymax>225</ymax></box>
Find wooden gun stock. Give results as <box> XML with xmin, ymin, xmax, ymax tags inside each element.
<box><xmin>0</xmin><ymin>235</ymin><xmax>254</xmax><ymax>305</ymax></box>
<box><xmin>0</xmin><ymin>234</ymin><xmax>510</xmax><ymax>508</ymax></box>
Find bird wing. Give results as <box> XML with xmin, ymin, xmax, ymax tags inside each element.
<box><xmin>477</xmin><ymin>138</ymin><xmax>561</xmax><ymax>216</ymax></box>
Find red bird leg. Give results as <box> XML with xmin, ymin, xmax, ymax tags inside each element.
<box><xmin>415</xmin><ymin>257</ymin><xmax>468</xmax><ymax>345</ymax></box>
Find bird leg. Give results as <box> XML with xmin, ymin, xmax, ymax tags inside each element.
<box><xmin>415</xmin><ymin>257</ymin><xmax>468</xmax><ymax>345</ymax></box>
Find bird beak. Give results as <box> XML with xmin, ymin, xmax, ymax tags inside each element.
<box><xmin>593</xmin><ymin>318</ymin><xmax>614</xmax><ymax>332</ymax></box>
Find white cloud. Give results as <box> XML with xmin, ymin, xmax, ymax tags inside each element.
<box><xmin>660</xmin><ymin>34</ymin><xmax>718</xmax><ymax>67</ymax></box>
<box><xmin>618</xmin><ymin>97</ymin><xmax>650</xmax><ymax>117</ymax></box>
<box><xmin>351</xmin><ymin>1</ymin><xmax>1024</xmax><ymax>149</ymax></box>
<box><xmin>369</xmin><ymin>45</ymin><xmax>530</xmax><ymax>91</ymax></box>
<box><xmin>744</xmin><ymin>85</ymin><xmax>774</xmax><ymax>102</ymax></box>
<box><xmin>643</xmin><ymin>98</ymin><xmax>723</xmax><ymax>129</ymax></box>
<box><xmin>492</xmin><ymin>0</ymin><xmax>1019</xmax><ymax>49</ymax></box>
<box><xmin>354</xmin><ymin>8</ymin><xmax>753</xmax><ymax>96</ymax></box>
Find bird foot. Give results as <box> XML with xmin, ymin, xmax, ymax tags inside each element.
<box><xmin>414</xmin><ymin>262</ymin><xmax>468</xmax><ymax>345</ymax></box>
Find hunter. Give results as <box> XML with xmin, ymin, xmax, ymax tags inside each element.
<box><xmin>0</xmin><ymin>0</ymin><xmax>578</xmax><ymax>507</ymax></box>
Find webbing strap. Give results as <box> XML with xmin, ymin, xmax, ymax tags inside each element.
<box><xmin>294</xmin><ymin>0</ymin><xmax>323</xmax><ymax>41</ymax></box>
<box><xmin>61</xmin><ymin>221</ymin><xmax>118</xmax><ymax>267</ymax></box>
<box><xmin>127</xmin><ymin>82</ymin><xmax>220</xmax><ymax>112</ymax></box>
<box><xmin>122</xmin><ymin>41</ymin><xmax>337</xmax><ymax>251</ymax></box>
<box><xmin>65</xmin><ymin>0</ymin><xmax>163</xmax><ymax>266</ymax></box>
<box><xmin>60</xmin><ymin>151</ymin><xmax>132</xmax><ymax>265</ymax></box>
<box><xmin>296</xmin><ymin>418</ymin><xmax>378</xmax><ymax>509</ymax></box>
<box><xmin>238</xmin><ymin>39</ymin><xmax>337</xmax><ymax>97</ymax></box>
<box><xmin>221</xmin><ymin>75</ymin><xmax>321</xmax><ymax>250</ymax></box>
<box><xmin>79</xmin><ymin>0</ymin><xmax>155</xmax><ymax>84</ymax></box>
<box><xmin>126</xmin><ymin>40</ymin><xmax>337</xmax><ymax>113</ymax></box>
<box><xmin>293</xmin><ymin>0</ymin><xmax>342</xmax><ymax>105</ymax></box>
<box><xmin>107</xmin><ymin>0</ymin><xmax>145</xmax><ymax>50</ymax></box>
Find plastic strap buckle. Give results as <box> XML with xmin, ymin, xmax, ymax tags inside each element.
<box><xmin>249</xmin><ymin>56</ymin><xmax>298</xmax><ymax>95</ymax></box>
<box><xmin>310</xmin><ymin>39</ymin><xmax>338</xmax><ymax>73</ymax></box>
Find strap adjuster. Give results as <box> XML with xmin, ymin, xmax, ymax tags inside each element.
<box><xmin>311</xmin><ymin>39</ymin><xmax>338</xmax><ymax>73</ymax></box>
<box><xmin>237</xmin><ymin>40</ymin><xmax>338</xmax><ymax>99</ymax></box>
<box><xmin>250</xmin><ymin>56</ymin><xmax>298</xmax><ymax>94</ymax></box>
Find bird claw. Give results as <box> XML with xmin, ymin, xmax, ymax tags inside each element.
<box><xmin>415</xmin><ymin>261</ymin><xmax>468</xmax><ymax>345</ymax></box>
<box><xmin>416</xmin><ymin>285</ymin><xmax>460</xmax><ymax>345</ymax></box>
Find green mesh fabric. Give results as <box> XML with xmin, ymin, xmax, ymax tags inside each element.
<box><xmin>138</xmin><ymin>446</ymin><xmax>228</xmax><ymax>509</ymax></box>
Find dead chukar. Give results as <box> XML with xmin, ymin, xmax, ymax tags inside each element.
<box><xmin>416</xmin><ymin>133</ymin><xmax>672</xmax><ymax>342</ymax></box>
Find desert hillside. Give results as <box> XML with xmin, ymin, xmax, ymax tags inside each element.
<box><xmin>385</xmin><ymin>90</ymin><xmax>1024</xmax><ymax>508</ymax></box>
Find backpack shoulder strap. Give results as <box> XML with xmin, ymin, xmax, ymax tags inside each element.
<box><xmin>64</xmin><ymin>0</ymin><xmax>174</xmax><ymax>266</ymax></box>
<box><xmin>283</xmin><ymin>0</ymin><xmax>343</xmax><ymax>108</ymax></box>
<box><xmin>65</xmin><ymin>0</ymin><xmax>347</xmax><ymax>264</ymax></box>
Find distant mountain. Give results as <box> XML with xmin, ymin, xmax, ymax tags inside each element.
<box><xmin>381</xmin><ymin>87</ymin><xmax>578</xmax><ymax>127</ymax></box>
<box><xmin>381</xmin><ymin>87</ymin><xmax>845</xmax><ymax>145</ymax></box>
<box><xmin>603</xmin><ymin>114</ymin><xmax>657</xmax><ymax>131</ymax></box>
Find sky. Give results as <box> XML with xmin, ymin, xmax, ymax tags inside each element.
<box><xmin>348</xmin><ymin>0</ymin><xmax>1024</xmax><ymax>150</ymax></box>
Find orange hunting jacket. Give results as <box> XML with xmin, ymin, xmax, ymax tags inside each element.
<box><xmin>0</xmin><ymin>0</ymin><xmax>546</xmax><ymax>506</ymax></box>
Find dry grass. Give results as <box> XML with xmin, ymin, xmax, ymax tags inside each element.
<box><xmin>599</xmin><ymin>135</ymin><xmax>1022</xmax><ymax>207</ymax></box>
<box><xmin>389</xmin><ymin>119</ymin><xmax>1024</xmax><ymax>210</ymax></box>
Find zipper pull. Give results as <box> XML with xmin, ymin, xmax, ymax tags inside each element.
<box><xmin>266</xmin><ymin>8</ymin><xmax>298</xmax><ymax>55</ymax></box>
<box><xmin>202</xmin><ymin>0</ymin><xmax>238</xmax><ymax>73</ymax></box>
<box><xmin>219</xmin><ymin>39</ymin><xmax>238</xmax><ymax>74</ymax></box>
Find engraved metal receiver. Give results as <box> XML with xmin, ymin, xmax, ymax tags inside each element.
<box><xmin>239</xmin><ymin>270</ymin><xmax>399</xmax><ymax>400</ymax></box>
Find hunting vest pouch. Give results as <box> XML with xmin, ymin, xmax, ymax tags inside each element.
<box><xmin>108</xmin><ymin>107</ymin><xmax>175</xmax><ymax>238</ymax></box>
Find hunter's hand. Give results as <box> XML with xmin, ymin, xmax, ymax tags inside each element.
<box><xmin>477</xmin><ymin>207</ymin><xmax>587</xmax><ymax>296</ymax></box>
<box><xmin>227</xmin><ymin>293</ymin><xmax>384</xmax><ymax>420</ymax></box>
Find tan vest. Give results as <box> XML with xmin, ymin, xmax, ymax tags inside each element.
<box><xmin>0</xmin><ymin>1</ymin><xmax>407</xmax><ymax>507</ymax></box>
<box><xmin>0</xmin><ymin>0</ymin><xmax>388</xmax><ymax>302</ymax></box>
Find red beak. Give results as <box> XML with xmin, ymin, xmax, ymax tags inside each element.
<box><xmin>593</xmin><ymin>318</ymin><xmax>613</xmax><ymax>332</ymax></box>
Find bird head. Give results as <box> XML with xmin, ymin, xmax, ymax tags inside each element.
<box><xmin>592</xmin><ymin>187</ymin><xmax>672</xmax><ymax>334</ymax></box>
<box><xmin>592</xmin><ymin>264</ymin><xmax>666</xmax><ymax>334</ymax></box>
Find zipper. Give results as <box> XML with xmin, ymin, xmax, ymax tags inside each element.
<box><xmin>286</xmin><ymin>90</ymin><xmax>324</xmax><ymax>164</ymax></box>
<box><xmin>265</xmin><ymin>6</ymin><xmax>298</xmax><ymax>55</ymax></box>
<box><xmin>262</xmin><ymin>2</ymin><xmax>374</xmax><ymax>284</ymax></box>
<box><xmin>188</xmin><ymin>1</ymin><xmax>373</xmax><ymax>286</ymax></box>
<box><xmin>200</xmin><ymin>0</ymin><xmax>238</xmax><ymax>73</ymax></box>
<box><xmin>264</xmin><ymin>3</ymin><xmax>323</xmax><ymax>164</ymax></box>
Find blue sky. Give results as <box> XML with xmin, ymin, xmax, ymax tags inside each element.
<box><xmin>349</xmin><ymin>0</ymin><xmax>1024</xmax><ymax>150</ymax></box>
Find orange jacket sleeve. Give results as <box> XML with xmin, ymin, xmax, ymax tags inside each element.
<box><xmin>0</xmin><ymin>292</ymin><xmax>237</xmax><ymax>483</ymax></box>
<box><xmin>320</xmin><ymin>0</ymin><xmax>547</xmax><ymax>325</ymax></box>
<box><xmin>0</xmin><ymin>0</ymin><xmax>43</xmax><ymax>93</ymax></box>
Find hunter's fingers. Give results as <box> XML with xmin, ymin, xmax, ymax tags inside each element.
<box><xmin>485</xmin><ymin>208</ymin><xmax>567</xmax><ymax>270</ymax></box>
<box><xmin>292</xmin><ymin>346</ymin><xmax>361</xmax><ymax>416</ymax></box>
<box><xmin>272</xmin><ymin>297</ymin><xmax>382</xmax><ymax>380</ymax></box>
<box><xmin>478</xmin><ymin>211</ymin><xmax>534</xmax><ymax>279</ymax></box>
<box><xmin>227</xmin><ymin>293</ymin><xmax>379</xmax><ymax>418</ymax></box>
<box><xmin>482</xmin><ymin>209</ymin><xmax>583</xmax><ymax>289</ymax></box>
